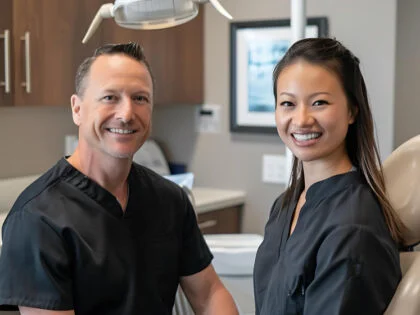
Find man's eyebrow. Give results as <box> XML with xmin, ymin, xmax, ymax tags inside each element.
<box><xmin>100</xmin><ymin>88</ymin><xmax>118</xmax><ymax>94</ymax></box>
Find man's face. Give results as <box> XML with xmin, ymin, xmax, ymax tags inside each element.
<box><xmin>71</xmin><ymin>54</ymin><xmax>153</xmax><ymax>161</ymax></box>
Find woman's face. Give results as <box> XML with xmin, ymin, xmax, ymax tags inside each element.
<box><xmin>275</xmin><ymin>60</ymin><xmax>355</xmax><ymax>165</ymax></box>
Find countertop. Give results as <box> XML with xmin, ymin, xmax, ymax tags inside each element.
<box><xmin>192</xmin><ymin>187</ymin><xmax>246</xmax><ymax>214</ymax></box>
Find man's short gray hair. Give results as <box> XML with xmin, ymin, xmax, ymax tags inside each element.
<box><xmin>75</xmin><ymin>42</ymin><xmax>154</xmax><ymax>97</ymax></box>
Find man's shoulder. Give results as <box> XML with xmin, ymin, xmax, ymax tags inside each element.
<box><xmin>11</xmin><ymin>158</ymin><xmax>72</xmax><ymax>214</ymax></box>
<box><xmin>130</xmin><ymin>163</ymin><xmax>193</xmax><ymax>216</ymax></box>
<box><xmin>131</xmin><ymin>162</ymin><xmax>185</xmax><ymax>195</ymax></box>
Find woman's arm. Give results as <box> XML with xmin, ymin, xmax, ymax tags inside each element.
<box><xmin>304</xmin><ymin>225</ymin><xmax>400</xmax><ymax>315</ymax></box>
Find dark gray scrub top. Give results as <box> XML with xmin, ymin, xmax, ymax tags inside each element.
<box><xmin>254</xmin><ymin>171</ymin><xmax>401</xmax><ymax>315</ymax></box>
<box><xmin>0</xmin><ymin>158</ymin><xmax>213</xmax><ymax>314</ymax></box>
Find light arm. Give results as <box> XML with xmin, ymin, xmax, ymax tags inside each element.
<box><xmin>82</xmin><ymin>3</ymin><xmax>114</xmax><ymax>44</ymax></box>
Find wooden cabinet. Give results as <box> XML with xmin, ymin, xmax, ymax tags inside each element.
<box><xmin>12</xmin><ymin>0</ymin><xmax>104</xmax><ymax>106</ymax></box>
<box><xmin>197</xmin><ymin>205</ymin><xmax>243</xmax><ymax>234</ymax></box>
<box><xmin>0</xmin><ymin>0</ymin><xmax>13</xmax><ymax>106</ymax></box>
<box><xmin>100</xmin><ymin>7</ymin><xmax>204</xmax><ymax>106</ymax></box>
<box><xmin>0</xmin><ymin>1</ymin><xmax>204</xmax><ymax>107</ymax></box>
<box><xmin>0</xmin><ymin>0</ymin><xmax>104</xmax><ymax>107</ymax></box>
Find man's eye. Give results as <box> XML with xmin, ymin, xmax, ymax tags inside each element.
<box><xmin>103</xmin><ymin>95</ymin><xmax>116</xmax><ymax>101</ymax></box>
<box><xmin>134</xmin><ymin>95</ymin><xmax>149</xmax><ymax>103</ymax></box>
<box><xmin>313</xmin><ymin>100</ymin><xmax>328</xmax><ymax>106</ymax></box>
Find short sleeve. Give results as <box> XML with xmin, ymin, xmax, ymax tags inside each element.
<box><xmin>0</xmin><ymin>210</ymin><xmax>73</xmax><ymax>310</ymax></box>
<box><xmin>304</xmin><ymin>225</ymin><xmax>401</xmax><ymax>315</ymax></box>
<box><xmin>179</xmin><ymin>193</ymin><xmax>213</xmax><ymax>276</ymax></box>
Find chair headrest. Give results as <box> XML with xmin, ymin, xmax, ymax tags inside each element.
<box><xmin>383</xmin><ymin>135</ymin><xmax>420</xmax><ymax>246</ymax></box>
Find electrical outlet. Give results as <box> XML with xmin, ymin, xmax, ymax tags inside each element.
<box><xmin>262</xmin><ymin>154</ymin><xmax>288</xmax><ymax>184</ymax></box>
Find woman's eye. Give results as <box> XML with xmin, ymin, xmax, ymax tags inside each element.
<box><xmin>313</xmin><ymin>100</ymin><xmax>328</xmax><ymax>106</ymax></box>
<box><xmin>279</xmin><ymin>101</ymin><xmax>294</xmax><ymax>107</ymax></box>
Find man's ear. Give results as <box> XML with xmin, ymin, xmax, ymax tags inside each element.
<box><xmin>71</xmin><ymin>94</ymin><xmax>82</xmax><ymax>126</ymax></box>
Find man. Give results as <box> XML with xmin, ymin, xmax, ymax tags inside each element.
<box><xmin>0</xmin><ymin>43</ymin><xmax>238</xmax><ymax>315</ymax></box>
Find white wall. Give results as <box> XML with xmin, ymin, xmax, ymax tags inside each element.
<box><xmin>394</xmin><ymin>0</ymin><xmax>420</xmax><ymax>147</ymax></box>
<box><xmin>0</xmin><ymin>106</ymin><xmax>77</xmax><ymax>179</ymax></box>
<box><xmin>153</xmin><ymin>0</ymin><xmax>398</xmax><ymax>234</ymax></box>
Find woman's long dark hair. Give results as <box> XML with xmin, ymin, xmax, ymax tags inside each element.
<box><xmin>273</xmin><ymin>38</ymin><xmax>405</xmax><ymax>244</ymax></box>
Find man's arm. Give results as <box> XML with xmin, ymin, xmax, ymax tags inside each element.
<box><xmin>0</xmin><ymin>212</ymin><xmax>74</xmax><ymax>312</ymax></box>
<box><xmin>180</xmin><ymin>264</ymin><xmax>239</xmax><ymax>315</ymax></box>
<box><xmin>19</xmin><ymin>307</ymin><xmax>74</xmax><ymax>315</ymax></box>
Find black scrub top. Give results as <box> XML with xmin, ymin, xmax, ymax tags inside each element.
<box><xmin>254</xmin><ymin>171</ymin><xmax>401</xmax><ymax>315</ymax></box>
<box><xmin>0</xmin><ymin>158</ymin><xmax>213</xmax><ymax>315</ymax></box>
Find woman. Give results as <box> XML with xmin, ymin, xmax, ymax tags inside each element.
<box><xmin>253</xmin><ymin>38</ymin><xmax>404</xmax><ymax>315</ymax></box>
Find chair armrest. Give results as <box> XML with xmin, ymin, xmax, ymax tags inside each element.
<box><xmin>385</xmin><ymin>252</ymin><xmax>420</xmax><ymax>315</ymax></box>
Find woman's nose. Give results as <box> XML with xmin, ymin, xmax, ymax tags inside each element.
<box><xmin>293</xmin><ymin>105</ymin><xmax>314</xmax><ymax>127</ymax></box>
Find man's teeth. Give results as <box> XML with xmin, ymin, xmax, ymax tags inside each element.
<box><xmin>109</xmin><ymin>128</ymin><xmax>134</xmax><ymax>134</ymax></box>
<box><xmin>293</xmin><ymin>133</ymin><xmax>321</xmax><ymax>141</ymax></box>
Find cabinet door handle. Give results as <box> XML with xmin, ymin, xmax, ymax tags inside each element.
<box><xmin>198</xmin><ymin>219</ymin><xmax>218</xmax><ymax>230</ymax></box>
<box><xmin>20</xmin><ymin>32</ymin><xmax>31</xmax><ymax>93</ymax></box>
<box><xmin>0</xmin><ymin>29</ymin><xmax>11</xmax><ymax>93</ymax></box>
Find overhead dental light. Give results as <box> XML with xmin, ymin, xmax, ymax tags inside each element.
<box><xmin>82</xmin><ymin>0</ymin><xmax>232</xmax><ymax>44</ymax></box>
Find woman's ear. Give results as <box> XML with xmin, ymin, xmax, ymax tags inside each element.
<box><xmin>348</xmin><ymin>105</ymin><xmax>359</xmax><ymax>125</ymax></box>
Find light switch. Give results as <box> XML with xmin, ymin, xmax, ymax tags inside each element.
<box><xmin>262</xmin><ymin>154</ymin><xmax>288</xmax><ymax>184</ymax></box>
<box><xmin>195</xmin><ymin>104</ymin><xmax>222</xmax><ymax>133</ymax></box>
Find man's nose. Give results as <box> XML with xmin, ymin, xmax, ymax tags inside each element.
<box><xmin>117</xmin><ymin>98</ymin><xmax>134</xmax><ymax>123</ymax></box>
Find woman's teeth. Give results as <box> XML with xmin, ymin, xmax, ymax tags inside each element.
<box><xmin>293</xmin><ymin>133</ymin><xmax>321</xmax><ymax>141</ymax></box>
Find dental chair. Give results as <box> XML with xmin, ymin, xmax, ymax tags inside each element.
<box><xmin>384</xmin><ymin>135</ymin><xmax>420</xmax><ymax>315</ymax></box>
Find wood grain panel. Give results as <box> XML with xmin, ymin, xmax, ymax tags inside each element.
<box><xmin>101</xmin><ymin>6</ymin><xmax>204</xmax><ymax>106</ymax></box>
<box><xmin>13</xmin><ymin>0</ymin><xmax>103</xmax><ymax>106</ymax></box>
<box><xmin>197</xmin><ymin>205</ymin><xmax>243</xmax><ymax>234</ymax></box>
<box><xmin>0</xmin><ymin>0</ymin><xmax>13</xmax><ymax>106</ymax></box>
<box><xmin>3</xmin><ymin>1</ymin><xmax>203</xmax><ymax>106</ymax></box>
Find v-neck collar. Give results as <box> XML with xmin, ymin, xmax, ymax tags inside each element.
<box><xmin>283</xmin><ymin>171</ymin><xmax>363</xmax><ymax>245</ymax></box>
<box><xmin>58</xmin><ymin>158</ymin><xmax>135</xmax><ymax>218</ymax></box>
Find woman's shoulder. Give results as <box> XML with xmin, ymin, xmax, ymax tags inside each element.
<box><xmin>318</xmin><ymin>174</ymin><xmax>391</xmax><ymax>237</ymax></box>
<box><xmin>269</xmin><ymin>192</ymin><xmax>288</xmax><ymax>215</ymax></box>
<box><xmin>330</xmin><ymin>177</ymin><xmax>381</xmax><ymax>216</ymax></box>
